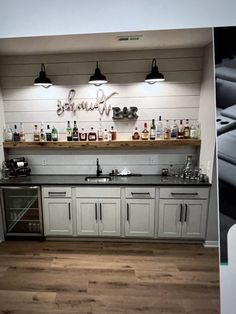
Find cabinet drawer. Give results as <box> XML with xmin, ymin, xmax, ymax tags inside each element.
<box><xmin>160</xmin><ymin>187</ymin><xmax>209</xmax><ymax>199</ymax></box>
<box><xmin>125</xmin><ymin>187</ymin><xmax>155</xmax><ymax>199</ymax></box>
<box><xmin>42</xmin><ymin>187</ymin><xmax>72</xmax><ymax>198</ymax></box>
<box><xmin>76</xmin><ymin>187</ymin><xmax>120</xmax><ymax>198</ymax></box>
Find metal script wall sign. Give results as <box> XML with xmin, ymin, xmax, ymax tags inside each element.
<box><xmin>57</xmin><ymin>89</ymin><xmax>118</xmax><ymax>116</ymax></box>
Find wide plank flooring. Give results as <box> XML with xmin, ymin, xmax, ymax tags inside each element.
<box><xmin>0</xmin><ymin>241</ymin><xmax>220</xmax><ymax>314</ymax></box>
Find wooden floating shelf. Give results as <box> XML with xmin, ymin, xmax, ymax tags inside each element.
<box><xmin>3</xmin><ymin>139</ymin><xmax>201</xmax><ymax>149</ymax></box>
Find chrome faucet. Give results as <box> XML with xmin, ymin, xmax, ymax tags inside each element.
<box><xmin>96</xmin><ymin>158</ymin><xmax>102</xmax><ymax>177</ymax></box>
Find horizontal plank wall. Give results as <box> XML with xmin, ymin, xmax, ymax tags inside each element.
<box><xmin>0</xmin><ymin>48</ymin><xmax>203</xmax><ymax>174</ymax></box>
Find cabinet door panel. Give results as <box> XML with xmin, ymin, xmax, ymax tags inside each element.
<box><xmin>158</xmin><ymin>199</ymin><xmax>182</xmax><ymax>238</ymax></box>
<box><xmin>43</xmin><ymin>199</ymin><xmax>72</xmax><ymax>236</ymax></box>
<box><xmin>76</xmin><ymin>199</ymin><xmax>98</xmax><ymax>236</ymax></box>
<box><xmin>125</xmin><ymin>199</ymin><xmax>155</xmax><ymax>238</ymax></box>
<box><xmin>182</xmin><ymin>200</ymin><xmax>208</xmax><ymax>239</ymax></box>
<box><xmin>99</xmin><ymin>199</ymin><xmax>120</xmax><ymax>237</ymax></box>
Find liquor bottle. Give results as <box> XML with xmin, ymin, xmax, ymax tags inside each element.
<box><xmin>164</xmin><ymin>120</ymin><xmax>170</xmax><ymax>139</ymax></box>
<box><xmin>51</xmin><ymin>126</ymin><xmax>58</xmax><ymax>141</ymax></box>
<box><xmin>156</xmin><ymin>116</ymin><xmax>163</xmax><ymax>139</ymax></box>
<box><xmin>183</xmin><ymin>119</ymin><xmax>190</xmax><ymax>139</ymax></box>
<box><xmin>170</xmin><ymin>120</ymin><xmax>178</xmax><ymax>139</ymax></box>
<box><xmin>66</xmin><ymin>121</ymin><xmax>72</xmax><ymax>141</ymax></box>
<box><xmin>110</xmin><ymin>126</ymin><xmax>117</xmax><ymax>141</ymax></box>
<box><xmin>103</xmin><ymin>128</ymin><xmax>109</xmax><ymax>141</ymax></box>
<box><xmin>33</xmin><ymin>125</ymin><xmax>40</xmax><ymax>142</ymax></box>
<box><xmin>72</xmin><ymin>121</ymin><xmax>79</xmax><ymax>141</ymax></box>
<box><xmin>132</xmin><ymin>127</ymin><xmax>140</xmax><ymax>140</ymax></box>
<box><xmin>79</xmin><ymin>128</ymin><xmax>87</xmax><ymax>141</ymax></box>
<box><xmin>13</xmin><ymin>125</ymin><xmax>20</xmax><ymax>142</ymax></box>
<box><xmin>190</xmin><ymin>121</ymin><xmax>198</xmax><ymax>139</ymax></box>
<box><xmin>88</xmin><ymin>127</ymin><xmax>97</xmax><ymax>141</ymax></box>
<box><xmin>97</xmin><ymin>118</ymin><xmax>103</xmax><ymax>141</ymax></box>
<box><xmin>40</xmin><ymin>123</ymin><xmax>46</xmax><ymax>142</ymax></box>
<box><xmin>150</xmin><ymin>119</ymin><xmax>156</xmax><ymax>140</ymax></box>
<box><xmin>141</xmin><ymin>122</ymin><xmax>149</xmax><ymax>140</ymax></box>
<box><xmin>46</xmin><ymin>125</ymin><xmax>52</xmax><ymax>141</ymax></box>
<box><xmin>3</xmin><ymin>126</ymin><xmax>13</xmax><ymax>141</ymax></box>
<box><xmin>19</xmin><ymin>123</ymin><xmax>26</xmax><ymax>142</ymax></box>
<box><xmin>177</xmin><ymin>120</ymin><xmax>184</xmax><ymax>139</ymax></box>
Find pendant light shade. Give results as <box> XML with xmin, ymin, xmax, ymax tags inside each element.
<box><xmin>34</xmin><ymin>64</ymin><xmax>52</xmax><ymax>88</ymax></box>
<box><xmin>145</xmin><ymin>58</ymin><xmax>165</xmax><ymax>84</ymax></box>
<box><xmin>89</xmin><ymin>61</ymin><xmax>107</xmax><ymax>86</ymax></box>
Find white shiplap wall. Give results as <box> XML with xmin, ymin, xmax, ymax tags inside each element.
<box><xmin>0</xmin><ymin>48</ymin><xmax>202</xmax><ymax>174</ymax></box>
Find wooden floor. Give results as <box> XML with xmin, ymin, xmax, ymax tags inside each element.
<box><xmin>0</xmin><ymin>241</ymin><xmax>220</xmax><ymax>314</ymax></box>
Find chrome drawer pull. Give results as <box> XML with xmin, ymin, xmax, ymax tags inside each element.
<box><xmin>131</xmin><ymin>192</ymin><xmax>151</xmax><ymax>198</ymax></box>
<box><xmin>170</xmin><ymin>192</ymin><xmax>198</xmax><ymax>196</ymax></box>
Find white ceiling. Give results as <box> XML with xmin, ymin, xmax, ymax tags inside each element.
<box><xmin>0</xmin><ymin>28</ymin><xmax>212</xmax><ymax>55</ymax></box>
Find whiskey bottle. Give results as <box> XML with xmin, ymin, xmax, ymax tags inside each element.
<box><xmin>132</xmin><ymin>127</ymin><xmax>140</xmax><ymax>140</ymax></box>
<box><xmin>88</xmin><ymin>127</ymin><xmax>97</xmax><ymax>141</ymax></box>
<box><xmin>51</xmin><ymin>126</ymin><xmax>58</xmax><ymax>141</ymax></box>
<box><xmin>156</xmin><ymin>116</ymin><xmax>163</xmax><ymax>139</ymax></box>
<box><xmin>150</xmin><ymin>119</ymin><xmax>156</xmax><ymax>140</ymax></box>
<box><xmin>13</xmin><ymin>125</ymin><xmax>20</xmax><ymax>142</ymax></box>
<box><xmin>170</xmin><ymin>120</ymin><xmax>178</xmax><ymax>139</ymax></box>
<box><xmin>183</xmin><ymin>119</ymin><xmax>190</xmax><ymax>139</ymax></box>
<box><xmin>46</xmin><ymin>125</ymin><xmax>52</xmax><ymax>141</ymax></box>
<box><xmin>141</xmin><ymin>122</ymin><xmax>149</xmax><ymax>140</ymax></box>
<box><xmin>177</xmin><ymin>120</ymin><xmax>184</xmax><ymax>139</ymax></box>
<box><xmin>79</xmin><ymin>128</ymin><xmax>87</xmax><ymax>141</ymax></box>
<box><xmin>110</xmin><ymin>126</ymin><xmax>117</xmax><ymax>141</ymax></box>
<box><xmin>33</xmin><ymin>125</ymin><xmax>40</xmax><ymax>142</ymax></box>
<box><xmin>66</xmin><ymin>121</ymin><xmax>72</xmax><ymax>141</ymax></box>
<box><xmin>164</xmin><ymin>120</ymin><xmax>170</xmax><ymax>139</ymax></box>
<box><xmin>72</xmin><ymin>121</ymin><xmax>79</xmax><ymax>141</ymax></box>
<box><xmin>19</xmin><ymin>122</ymin><xmax>26</xmax><ymax>142</ymax></box>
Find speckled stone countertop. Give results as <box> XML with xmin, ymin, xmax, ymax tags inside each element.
<box><xmin>0</xmin><ymin>175</ymin><xmax>211</xmax><ymax>186</ymax></box>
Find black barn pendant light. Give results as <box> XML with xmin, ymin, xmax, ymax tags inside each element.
<box><xmin>145</xmin><ymin>58</ymin><xmax>165</xmax><ymax>84</ymax></box>
<box><xmin>88</xmin><ymin>61</ymin><xmax>108</xmax><ymax>86</ymax></box>
<box><xmin>34</xmin><ymin>63</ymin><xmax>53</xmax><ymax>88</ymax></box>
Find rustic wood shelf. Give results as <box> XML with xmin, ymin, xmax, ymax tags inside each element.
<box><xmin>3</xmin><ymin>139</ymin><xmax>201</xmax><ymax>149</ymax></box>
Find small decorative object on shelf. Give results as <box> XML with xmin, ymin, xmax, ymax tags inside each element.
<box><xmin>112</xmin><ymin>106</ymin><xmax>138</xmax><ymax>119</ymax></box>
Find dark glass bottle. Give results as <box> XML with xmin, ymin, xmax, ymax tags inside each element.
<box><xmin>72</xmin><ymin>121</ymin><xmax>79</xmax><ymax>141</ymax></box>
<box><xmin>46</xmin><ymin>125</ymin><xmax>52</xmax><ymax>141</ymax></box>
<box><xmin>13</xmin><ymin>124</ymin><xmax>20</xmax><ymax>142</ymax></box>
<box><xmin>177</xmin><ymin>120</ymin><xmax>184</xmax><ymax>139</ymax></box>
<box><xmin>66</xmin><ymin>121</ymin><xmax>72</xmax><ymax>141</ymax></box>
<box><xmin>88</xmin><ymin>127</ymin><xmax>97</xmax><ymax>141</ymax></box>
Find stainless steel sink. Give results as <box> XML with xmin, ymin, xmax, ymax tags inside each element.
<box><xmin>85</xmin><ymin>176</ymin><xmax>112</xmax><ymax>182</ymax></box>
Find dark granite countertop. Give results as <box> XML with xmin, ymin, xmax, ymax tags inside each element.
<box><xmin>0</xmin><ymin>175</ymin><xmax>211</xmax><ymax>187</ymax></box>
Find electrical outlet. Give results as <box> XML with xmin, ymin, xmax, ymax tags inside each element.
<box><xmin>42</xmin><ymin>158</ymin><xmax>47</xmax><ymax>166</ymax></box>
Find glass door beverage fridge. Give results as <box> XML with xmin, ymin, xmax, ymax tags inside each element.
<box><xmin>0</xmin><ymin>186</ymin><xmax>43</xmax><ymax>237</ymax></box>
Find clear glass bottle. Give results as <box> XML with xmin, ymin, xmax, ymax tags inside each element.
<box><xmin>190</xmin><ymin>120</ymin><xmax>198</xmax><ymax>139</ymax></box>
<box><xmin>183</xmin><ymin>119</ymin><xmax>190</xmax><ymax>139</ymax></box>
<box><xmin>132</xmin><ymin>127</ymin><xmax>140</xmax><ymax>140</ymax></box>
<box><xmin>164</xmin><ymin>120</ymin><xmax>170</xmax><ymax>139</ymax></box>
<box><xmin>19</xmin><ymin>123</ymin><xmax>26</xmax><ymax>142</ymax></box>
<box><xmin>141</xmin><ymin>122</ymin><xmax>149</xmax><ymax>140</ymax></box>
<box><xmin>66</xmin><ymin>121</ymin><xmax>72</xmax><ymax>141</ymax></box>
<box><xmin>156</xmin><ymin>116</ymin><xmax>163</xmax><ymax>139</ymax></box>
<box><xmin>33</xmin><ymin>125</ymin><xmax>40</xmax><ymax>142</ymax></box>
<box><xmin>110</xmin><ymin>126</ymin><xmax>117</xmax><ymax>141</ymax></box>
<box><xmin>103</xmin><ymin>128</ymin><xmax>109</xmax><ymax>141</ymax></box>
<box><xmin>51</xmin><ymin>126</ymin><xmax>58</xmax><ymax>141</ymax></box>
<box><xmin>182</xmin><ymin>155</ymin><xmax>194</xmax><ymax>178</ymax></box>
<box><xmin>97</xmin><ymin>118</ymin><xmax>103</xmax><ymax>141</ymax></box>
<box><xmin>150</xmin><ymin>119</ymin><xmax>156</xmax><ymax>140</ymax></box>
<box><xmin>3</xmin><ymin>126</ymin><xmax>13</xmax><ymax>142</ymax></box>
<box><xmin>46</xmin><ymin>125</ymin><xmax>52</xmax><ymax>141</ymax></box>
<box><xmin>177</xmin><ymin>120</ymin><xmax>184</xmax><ymax>139</ymax></box>
<box><xmin>170</xmin><ymin>120</ymin><xmax>178</xmax><ymax>139</ymax></box>
<box><xmin>72</xmin><ymin>121</ymin><xmax>79</xmax><ymax>141</ymax></box>
<box><xmin>40</xmin><ymin>123</ymin><xmax>46</xmax><ymax>142</ymax></box>
<box><xmin>79</xmin><ymin>128</ymin><xmax>87</xmax><ymax>141</ymax></box>
<box><xmin>13</xmin><ymin>124</ymin><xmax>20</xmax><ymax>142</ymax></box>
<box><xmin>88</xmin><ymin>127</ymin><xmax>97</xmax><ymax>141</ymax></box>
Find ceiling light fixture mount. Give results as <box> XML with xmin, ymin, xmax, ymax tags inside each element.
<box><xmin>145</xmin><ymin>58</ymin><xmax>165</xmax><ymax>84</ymax></box>
<box><xmin>34</xmin><ymin>63</ymin><xmax>52</xmax><ymax>88</ymax></box>
<box><xmin>88</xmin><ymin>61</ymin><xmax>107</xmax><ymax>86</ymax></box>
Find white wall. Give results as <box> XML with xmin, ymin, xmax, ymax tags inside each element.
<box><xmin>0</xmin><ymin>0</ymin><xmax>236</xmax><ymax>38</ymax></box>
<box><xmin>199</xmin><ymin>43</ymin><xmax>216</xmax><ymax>182</ymax></box>
<box><xmin>0</xmin><ymin>48</ymin><xmax>202</xmax><ymax>174</ymax></box>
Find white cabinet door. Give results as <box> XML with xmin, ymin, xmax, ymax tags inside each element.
<box><xmin>76</xmin><ymin>199</ymin><xmax>98</xmax><ymax>236</ymax></box>
<box><xmin>158</xmin><ymin>199</ymin><xmax>182</xmax><ymax>238</ymax></box>
<box><xmin>99</xmin><ymin>199</ymin><xmax>121</xmax><ymax>237</ymax></box>
<box><xmin>125</xmin><ymin>199</ymin><xmax>155</xmax><ymax>238</ymax></box>
<box><xmin>43</xmin><ymin>198</ymin><xmax>72</xmax><ymax>236</ymax></box>
<box><xmin>181</xmin><ymin>199</ymin><xmax>208</xmax><ymax>239</ymax></box>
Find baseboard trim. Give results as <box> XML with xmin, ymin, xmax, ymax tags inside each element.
<box><xmin>204</xmin><ymin>241</ymin><xmax>219</xmax><ymax>248</ymax></box>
